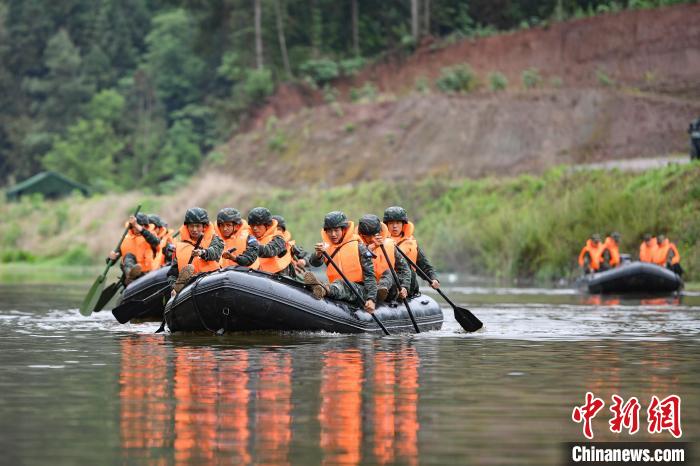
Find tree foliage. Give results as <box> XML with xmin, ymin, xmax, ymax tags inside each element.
<box><xmin>0</xmin><ymin>0</ymin><xmax>693</xmax><ymax>189</ymax></box>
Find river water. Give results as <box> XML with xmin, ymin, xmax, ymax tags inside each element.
<box><xmin>0</xmin><ymin>282</ymin><xmax>697</xmax><ymax>465</ymax></box>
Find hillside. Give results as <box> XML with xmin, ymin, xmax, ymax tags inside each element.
<box><xmin>213</xmin><ymin>3</ymin><xmax>700</xmax><ymax>187</ymax></box>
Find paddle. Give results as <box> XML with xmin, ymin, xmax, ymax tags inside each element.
<box><xmin>378</xmin><ymin>243</ymin><xmax>420</xmax><ymax>333</ymax></box>
<box><xmin>155</xmin><ymin>233</ymin><xmax>205</xmax><ymax>333</ymax></box>
<box><xmin>321</xmin><ymin>251</ymin><xmax>390</xmax><ymax>336</ymax></box>
<box><xmin>394</xmin><ymin>246</ymin><xmax>483</xmax><ymax>332</ymax></box>
<box><xmin>112</xmin><ymin>283</ymin><xmax>171</xmax><ymax>324</ymax></box>
<box><xmin>91</xmin><ymin>278</ymin><xmax>124</xmax><ymax>313</ymax></box>
<box><xmin>80</xmin><ymin>204</ymin><xmax>141</xmax><ymax>316</ymax></box>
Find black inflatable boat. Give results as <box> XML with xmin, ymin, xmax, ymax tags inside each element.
<box><xmin>164</xmin><ymin>267</ymin><xmax>444</xmax><ymax>334</ymax></box>
<box><xmin>585</xmin><ymin>262</ymin><xmax>683</xmax><ymax>294</ymax></box>
<box><xmin>115</xmin><ymin>266</ymin><xmax>172</xmax><ymax>320</ymax></box>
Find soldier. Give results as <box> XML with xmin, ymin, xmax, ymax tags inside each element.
<box><xmin>600</xmin><ymin>232</ymin><xmax>621</xmax><ymax>271</ymax></box>
<box><xmin>216</xmin><ymin>207</ymin><xmax>259</xmax><ymax>269</ymax></box>
<box><xmin>168</xmin><ymin>207</ymin><xmax>223</xmax><ymax>294</ymax></box>
<box><xmin>356</xmin><ymin>214</ymin><xmax>411</xmax><ymax>302</ymax></box>
<box><xmin>653</xmin><ymin>234</ymin><xmax>683</xmax><ymax>276</ymax></box>
<box><xmin>639</xmin><ymin>234</ymin><xmax>657</xmax><ymax>263</ymax></box>
<box><xmin>107</xmin><ymin>213</ymin><xmax>161</xmax><ymax>284</ymax></box>
<box><xmin>148</xmin><ymin>214</ymin><xmax>175</xmax><ymax>267</ymax></box>
<box><xmin>272</xmin><ymin>214</ymin><xmax>310</xmax><ymax>273</ymax></box>
<box><xmin>383</xmin><ymin>206</ymin><xmax>440</xmax><ymax>296</ymax></box>
<box><xmin>304</xmin><ymin>211</ymin><xmax>377</xmax><ymax>312</ymax></box>
<box><xmin>247</xmin><ymin>207</ymin><xmax>296</xmax><ymax>277</ymax></box>
<box><xmin>578</xmin><ymin>233</ymin><xmax>604</xmax><ymax>274</ymax></box>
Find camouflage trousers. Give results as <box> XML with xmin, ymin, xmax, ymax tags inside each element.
<box><xmin>328</xmin><ymin>280</ymin><xmax>367</xmax><ymax>305</ymax></box>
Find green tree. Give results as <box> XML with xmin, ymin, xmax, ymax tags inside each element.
<box><xmin>142</xmin><ymin>9</ymin><xmax>207</xmax><ymax>114</ymax></box>
<box><xmin>42</xmin><ymin>119</ymin><xmax>123</xmax><ymax>190</ymax></box>
<box><xmin>22</xmin><ymin>29</ymin><xmax>94</xmax><ymax>133</ymax></box>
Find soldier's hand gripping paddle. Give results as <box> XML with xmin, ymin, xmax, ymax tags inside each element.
<box><xmin>395</xmin><ymin>246</ymin><xmax>483</xmax><ymax>332</ymax></box>
<box><xmin>321</xmin><ymin>251</ymin><xmax>390</xmax><ymax>336</ymax></box>
<box><xmin>378</xmin><ymin>243</ymin><xmax>420</xmax><ymax>333</ymax></box>
<box><xmin>80</xmin><ymin>204</ymin><xmax>141</xmax><ymax>316</ymax></box>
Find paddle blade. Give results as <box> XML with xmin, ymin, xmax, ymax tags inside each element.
<box><xmin>92</xmin><ymin>281</ymin><xmax>122</xmax><ymax>313</ymax></box>
<box><xmin>112</xmin><ymin>300</ymin><xmax>145</xmax><ymax>324</ymax></box>
<box><xmin>453</xmin><ymin>306</ymin><xmax>483</xmax><ymax>332</ymax></box>
<box><xmin>80</xmin><ymin>275</ymin><xmax>105</xmax><ymax>316</ymax></box>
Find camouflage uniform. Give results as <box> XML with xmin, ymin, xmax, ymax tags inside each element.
<box><xmin>217</xmin><ymin>208</ymin><xmax>259</xmax><ymax>268</ymax></box>
<box><xmin>117</xmin><ymin>213</ymin><xmax>160</xmax><ymax>278</ymax></box>
<box><xmin>308</xmin><ymin>241</ymin><xmax>378</xmax><ymax>303</ymax></box>
<box><xmin>376</xmin><ymin>247</ymin><xmax>412</xmax><ymax>300</ymax></box>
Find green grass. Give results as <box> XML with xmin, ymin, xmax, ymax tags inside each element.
<box><xmin>4</xmin><ymin>163</ymin><xmax>700</xmax><ymax>284</ymax></box>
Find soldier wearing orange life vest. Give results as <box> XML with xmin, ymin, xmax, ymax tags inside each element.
<box><xmin>167</xmin><ymin>207</ymin><xmax>223</xmax><ymax>294</ymax></box>
<box><xmin>304</xmin><ymin>211</ymin><xmax>377</xmax><ymax>312</ymax></box>
<box><xmin>216</xmin><ymin>208</ymin><xmax>259</xmax><ymax>269</ymax></box>
<box><xmin>600</xmin><ymin>232</ymin><xmax>621</xmax><ymax>271</ymax></box>
<box><xmin>148</xmin><ymin>214</ymin><xmax>175</xmax><ymax>267</ymax></box>
<box><xmin>356</xmin><ymin>214</ymin><xmax>411</xmax><ymax>303</ymax></box>
<box><xmin>639</xmin><ymin>234</ymin><xmax>658</xmax><ymax>263</ymax></box>
<box><xmin>272</xmin><ymin>214</ymin><xmax>310</xmax><ymax>273</ymax></box>
<box><xmin>653</xmin><ymin>234</ymin><xmax>683</xmax><ymax>276</ymax></box>
<box><xmin>107</xmin><ymin>213</ymin><xmax>161</xmax><ymax>284</ymax></box>
<box><xmin>247</xmin><ymin>207</ymin><xmax>296</xmax><ymax>277</ymax></box>
<box><xmin>578</xmin><ymin>233</ymin><xmax>604</xmax><ymax>274</ymax></box>
<box><xmin>383</xmin><ymin>206</ymin><xmax>440</xmax><ymax>296</ymax></box>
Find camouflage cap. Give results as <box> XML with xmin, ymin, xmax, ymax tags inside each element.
<box><xmin>184</xmin><ymin>207</ymin><xmax>209</xmax><ymax>225</ymax></box>
<box><xmin>148</xmin><ymin>214</ymin><xmax>165</xmax><ymax>228</ymax></box>
<box><xmin>358</xmin><ymin>214</ymin><xmax>382</xmax><ymax>236</ymax></box>
<box><xmin>248</xmin><ymin>207</ymin><xmax>272</xmax><ymax>226</ymax></box>
<box><xmin>323</xmin><ymin>211</ymin><xmax>349</xmax><ymax>229</ymax></box>
<box><xmin>217</xmin><ymin>208</ymin><xmax>242</xmax><ymax>224</ymax></box>
<box><xmin>383</xmin><ymin>206</ymin><xmax>408</xmax><ymax>223</ymax></box>
<box><xmin>272</xmin><ymin>215</ymin><xmax>286</xmax><ymax>231</ymax></box>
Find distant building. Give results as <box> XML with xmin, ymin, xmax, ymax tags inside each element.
<box><xmin>5</xmin><ymin>171</ymin><xmax>90</xmax><ymax>201</ymax></box>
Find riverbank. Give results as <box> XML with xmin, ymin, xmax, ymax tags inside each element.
<box><xmin>2</xmin><ymin>162</ymin><xmax>698</xmax><ymax>282</ymax></box>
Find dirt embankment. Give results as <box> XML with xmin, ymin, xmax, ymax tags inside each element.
<box><xmin>214</xmin><ymin>3</ymin><xmax>700</xmax><ymax>188</ymax></box>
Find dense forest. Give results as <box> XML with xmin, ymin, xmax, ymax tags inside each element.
<box><xmin>0</xmin><ymin>0</ymin><xmax>691</xmax><ymax>192</ymax></box>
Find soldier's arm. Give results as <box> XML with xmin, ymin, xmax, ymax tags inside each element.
<box><xmin>166</xmin><ymin>261</ymin><xmax>179</xmax><ymax>284</ymax></box>
<box><xmin>292</xmin><ymin>244</ymin><xmax>310</xmax><ymax>261</ymax></box>
<box><xmin>235</xmin><ymin>236</ymin><xmax>259</xmax><ymax>267</ymax></box>
<box><xmin>359</xmin><ymin>243</ymin><xmax>377</xmax><ymax>302</ymax></box>
<box><xmin>393</xmin><ymin>249</ymin><xmax>412</xmax><ymax>290</ymax></box>
<box><xmin>308</xmin><ymin>250</ymin><xmax>324</xmax><ymax>267</ymax></box>
<box><xmin>258</xmin><ymin>235</ymin><xmax>287</xmax><ymax>258</ymax></box>
<box><xmin>202</xmin><ymin>235</ymin><xmax>224</xmax><ymax>261</ymax></box>
<box><xmin>141</xmin><ymin>228</ymin><xmax>160</xmax><ymax>249</ymax></box>
<box><xmin>416</xmin><ymin>246</ymin><xmax>439</xmax><ymax>281</ymax></box>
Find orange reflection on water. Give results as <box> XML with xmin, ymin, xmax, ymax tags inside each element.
<box><xmin>396</xmin><ymin>348</ymin><xmax>420</xmax><ymax>466</ymax></box>
<box><xmin>173</xmin><ymin>347</ymin><xmax>218</xmax><ymax>464</ymax></box>
<box><xmin>319</xmin><ymin>350</ymin><xmax>364</xmax><ymax>466</ymax></box>
<box><xmin>373</xmin><ymin>352</ymin><xmax>396</xmax><ymax>465</ymax></box>
<box><xmin>217</xmin><ymin>350</ymin><xmax>251</xmax><ymax>464</ymax></box>
<box><xmin>255</xmin><ymin>352</ymin><xmax>293</xmax><ymax>466</ymax></box>
<box><xmin>120</xmin><ymin>336</ymin><xmax>170</xmax><ymax>463</ymax></box>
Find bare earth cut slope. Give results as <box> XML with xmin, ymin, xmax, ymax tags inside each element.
<box><xmin>213</xmin><ymin>3</ymin><xmax>700</xmax><ymax>188</ymax></box>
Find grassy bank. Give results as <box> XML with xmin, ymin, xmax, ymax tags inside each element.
<box><xmin>2</xmin><ymin>163</ymin><xmax>699</xmax><ymax>283</ymax></box>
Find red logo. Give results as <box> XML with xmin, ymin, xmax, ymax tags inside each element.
<box><xmin>572</xmin><ymin>392</ymin><xmax>605</xmax><ymax>439</ymax></box>
<box><xmin>609</xmin><ymin>395</ymin><xmax>640</xmax><ymax>434</ymax></box>
<box><xmin>647</xmin><ymin>395</ymin><xmax>682</xmax><ymax>438</ymax></box>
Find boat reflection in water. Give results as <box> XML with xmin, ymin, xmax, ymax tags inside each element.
<box><xmin>580</xmin><ymin>295</ymin><xmax>681</xmax><ymax>307</ymax></box>
<box><xmin>119</xmin><ymin>338</ymin><xmax>421</xmax><ymax>465</ymax></box>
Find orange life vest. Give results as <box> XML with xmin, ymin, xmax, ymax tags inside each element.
<box><xmin>578</xmin><ymin>239</ymin><xmax>604</xmax><ymax>271</ymax></box>
<box><xmin>602</xmin><ymin>237</ymin><xmax>620</xmax><ymax>268</ymax></box>
<box><xmin>358</xmin><ymin>223</ymin><xmax>397</xmax><ymax>280</ymax></box>
<box><xmin>175</xmin><ymin>223</ymin><xmax>220</xmax><ymax>274</ymax></box>
<box><xmin>216</xmin><ymin>220</ymin><xmax>260</xmax><ymax>269</ymax></box>
<box><xmin>321</xmin><ymin>221</ymin><xmax>364</xmax><ymax>283</ymax></box>
<box><xmin>388</xmin><ymin>221</ymin><xmax>418</xmax><ymax>264</ymax></box>
<box><xmin>639</xmin><ymin>238</ymin><xmax>658</xmax><ymax>263</ymax></box>
<box><xmin>150</xmin><ymin>225</ymin><xmax>174</xmax><ymax>267</ymax></box>
<box><xmin>120</xmin><ymin>228</ymin><xmax>154</xmax><ymax>272</ymax></box>
<box><xmin>653</xmin><ymin>239</ymin><xmax>681</xmax><ymax>266</ymax></box>
<box><xmin>255</xmin><ymin>219</ymin><xmax>292</xmax><ymax>274</ymax></box>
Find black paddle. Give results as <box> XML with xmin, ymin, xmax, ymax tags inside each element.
<box><xmin>112</xmin><ymin>283</ymin><xmax>172</xmax><ymax>324</ymax></box>
<box><xmin>80</xmin><ymin>204</ymin><xmax>141</xmax><ymax>316</ymax></box>
<box><xmin>395</xmin><ymin>246</ymin><xmax>483</xmax><ymax>332</ymax></box>
<box><xmin>379</xmin><ymin>243</ymin><xmax>420</xmax><ymax>333</ymax></box>
<box><xmin>321</xmin><ymin>251</ymin><xmax>390</xmax><ymax>336</ymax></box>
<box><xmin>91</xmin><ymin>278</ymin><xmax>124</xmax><ymax>313</ymax></box>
